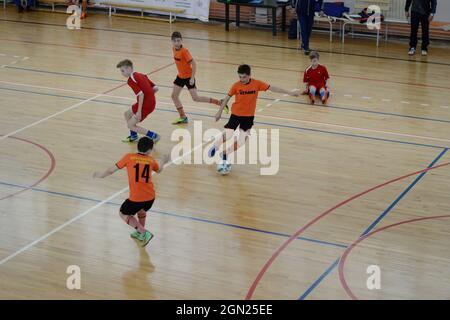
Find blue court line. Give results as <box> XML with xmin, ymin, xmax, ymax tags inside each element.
<box><xmin>0</xmin><ymin>180</ymin><xmax>347</xmax><ymax>249</ymax></box>
<box><xmin>0</xmin><ymin>86</ymin><xmax>445</xmax><ymax>150</ymax></box>
<box><xmin>5</xmin><ymin>65</ymin><xmax>450</xmax><ymax>125</ymax></box>
<box><xmin>298</xmin><ymin>147</ymin><xmax>448</xmax><ymax>300</ymax></box>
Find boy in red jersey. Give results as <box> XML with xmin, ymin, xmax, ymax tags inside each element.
<box><xmin>93</xmin><ymin>137</ymin><xmax>170</xmax><ymax>247</ymax></box>
<box><xmin>210</xmin><ymin>64</ymin><xmax>298</xmax><ymax>174</ymax></box>
<box><xmin>117</xmin><ymin>59</ymin><xmax>161</xmax><ymax>143</ymax></box>
<box><xmin>170</xmin><ymin>31</ymin><xmax>228</xmax><ymax>125</ymax></box>
<box><xmin>303</xmin><ymin>51</ymin><xmax>330</xmax><ymax>105</ymax></box>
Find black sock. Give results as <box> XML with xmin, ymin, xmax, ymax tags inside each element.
<box><xmin>222</xmin><ymin>153</ymin><xmax>227</xmax><ymax>161</ymax></box>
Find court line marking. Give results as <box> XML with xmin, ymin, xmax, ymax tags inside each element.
<box><xmin>4</xmin><ymin>65</ymin><xmax>450</xmax><ymax>124</ymax></box>
<box><xmin>1</xmin><ymin>82</ymin><xmax>449</xmax><ymax>146</ymax></box>
<box><xmin>0</xmin><ymin>62</ymin><xmax>173</xmax><ymax>141</ymax></box>
<box><xmin>245</xmin><ymin>153</ymin><xmax>450</xmax><ymax>299</ymax></box>
<box><xmin>0</xmin><ymin>123</ymin><xmax>225</xmax><ymax>266</ymax></box>
<box><xmin>297</xmin><ymin>148</ymin><xmax>448</xmax><ymax>300</ymax></box>
<box><xmin>0</xmin><ymin>180</ymin><xmax>347</xmax><ymax>249</ymax></box>
<box><xmin>339</xmin><ymin>214</ymin><xmax>450</xmax><ymax>299</ymax></box>
<box><xmin>0</xmin><ymin>137</ymin><xmax>55</xmax><ymax>201</ymax></box>
<box><xmin>0</xmin><ymin>86</ymin><xmax>445</xmax><ymax>150</ymax></box>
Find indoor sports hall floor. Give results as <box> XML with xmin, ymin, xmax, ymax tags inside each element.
<box><xmin>1</xmin><ymin>7</ymin><xmax>450</xmax><ymax>299</ymax></box>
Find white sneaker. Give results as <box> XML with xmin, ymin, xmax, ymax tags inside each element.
<box><xmin>408</xmin><ymin>48</ymin><xmax>416</xmax><ymax>55</ymax></box>
<box><xmin>421</xmin><ymin>50</ymin><xmax>428</xmax><ymax>56</ymax></box>
<box><xmin>217</xmin><ymin>160</ymin><xmax>231</xmax><ymax>175</ymax></box>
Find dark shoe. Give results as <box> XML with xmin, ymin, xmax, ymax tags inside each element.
<box><xmin>304</xmin><ymin>49</ymin><xmax>311</xmax><ymax>55</ymax></box>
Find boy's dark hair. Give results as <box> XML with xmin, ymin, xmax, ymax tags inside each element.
<box><xmin>137</xmin><ymin>137</ymin><xmax>154</xmax><ymax>153</ymax></box>
<box><xmin>116</xmin><ymin>59</ymin><xmax>133</xmax><ymax>68</ymax></box>
<box><xmin>309</xmin><ymin>51</ymin><xmax>320</xmax><ymax>60</ymax></box>
<box><xmin>171</xmin><ymin>31</ymin><xmax>182</xmax><ymax>40</ymax></box>
<box><xmin>237</xmin><ymin>64</ymin><xmax>251</xmax><ymax>75</ymax></box>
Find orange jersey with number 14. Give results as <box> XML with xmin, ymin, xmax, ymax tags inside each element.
<box><xmin>116</xmin><ymin>153</ymin><xmax>160</xmax><ymax>202</ymax></box>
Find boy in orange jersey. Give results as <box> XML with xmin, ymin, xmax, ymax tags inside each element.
<box><xmin>209</xmin><ymin>64</ymin><xmax>298</xmax><ymax>174</ymax></box>
<box><xmin>93</xmin><ymin>137</ymin><xmax>170</xmax><ymax>247</ymax></box>
<box><xmin>170</xmin><ymin>31</ymin><xmax>228</xmax><ymax>125</ymax></box>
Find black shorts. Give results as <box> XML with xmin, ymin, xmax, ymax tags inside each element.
<box><xmin>120</xmin><ymin>199</ymin><xmax>155</xmax><ymax>216</ymax></box>
<box><xmin>224</xmin><ymin>114</ymin><xmax>255</xmax><ymax>132</ymax></box>
<box><xmin>173</xmin><ymin>76</ymin><xmax>196</xmax><ymax>89</ymax></box>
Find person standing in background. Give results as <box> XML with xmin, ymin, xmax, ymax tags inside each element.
<box><xmin>405</xmin><ymin>0</ymin><xmax>437</xmax><ymax>56</ymax></box>
<box><xmin>293</xmin><ymin>0</ymin><xmax>324</xmax><ymax>55</ymax></box>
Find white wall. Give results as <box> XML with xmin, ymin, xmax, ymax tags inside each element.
<box><xmin>334</xmin><ymin>0</ymin><xmax>450</xmax><ymax>23</ymax></box>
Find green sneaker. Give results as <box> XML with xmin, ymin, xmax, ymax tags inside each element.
<box><xmin>122</xmin><ymin>135</ymin><xmax>138</xmax><ymax>143</ymax></box>
<box><xmin>220</xmin><ymin>99</ymin><xmax>230</xmax><ymax>114</ymax></box>
<box><xmin>130</xmin><ymin>230</ymin><xmax>141</xmax><ymax>239</ymax></box>
<box><xmin>172</xmin><ymin>117</ymin><xmax>188</xmax><ymax>125</ymax></box>
<box><xmin>141</xmin><ymin>230</ymin><xmax>154</xmax><ymax>247</ymax></box>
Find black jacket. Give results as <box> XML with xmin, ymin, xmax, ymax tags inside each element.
<box><xmin>405</xmin><ymin>0</ymin><xmax>437</xmax><ymax>15</ymax></box>
<box><xmin>293</xmin><ymin>0</ymin><xmax>324</xmax><ymax>16</ymax></box>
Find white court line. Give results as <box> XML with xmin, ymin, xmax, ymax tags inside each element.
<box><xmin>362</xmin><ymin>96</ymin><xmax>372</xmax><ymax>100</ymax></box>
<box><xmin>0</xmin><ymin>130</ymin><xmax>222</xmax><ymax>266</ymax></box>
<box><xmin>344</xmin><ymin>94</ymin><xmax>353</xmax><ymax>98</ymax></box>
<box><xmin>2</xmin><ymin>80</ymin><xmax>449</xmax><ymax>145</ymax></box>
<box><xmin>0</xmin><ymin>80</ymin><xmax>133</xmax><ymax>101</ymax></box>
<box><xmin>441</xmin><ymin>106</ymin><xmax>449</xmax><ymax>109</ymax></box>
<box><xmin>421</xmin><ymin>104</ymin><xmax>430</xmax><ymax>107</ymax></box>
<box><xmin>0</xmin><ymin>93</ymin><xmax>104</xmax><ymax>141</ymax></box>
<box><xmin>152</xmin><ymin>100</ymin><xmax>450</xmax><ymax>145</ymax></box>
<box><xmin>401</xmin><ymin>101</ymin><xmax>411</xmax><ymax>104</ymax></box>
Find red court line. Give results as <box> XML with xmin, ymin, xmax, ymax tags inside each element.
<box><xmin>338</xmin><ymin>214</ymin><xmax>450</xmax><ymax>300</ymax></box>
<box><xmin>0</xmin><ymin>137</ymin><xmax>56</xmax><ymax>201</ymax></box>
<box><xmin>1</xmin><ymin>38</ymin><xmax>449</xmax><ymax>90</ymax></box>
<box><xmin>0</xmin><ymin>61</ymin><xmax>173</xmax><ymax>199</ymax></box>
<box><xmin>245</xmin><ymin>161</ymin><xmax>450</xmax><ymax>300</ymax></box>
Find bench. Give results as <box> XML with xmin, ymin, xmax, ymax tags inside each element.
<box><xmin>36</xmin><ymin>0</ymin><xmax>69</xmax><ymax>11</ymax></box>
<box><xmin>100</xmin><ymin>2</ymin><xmax>185</xmax><ymax>23</ymax></box>
<box><xmin>334</xmin><ymin>16</ymin><xmax>383</xmax><ymax>46</ymax></box>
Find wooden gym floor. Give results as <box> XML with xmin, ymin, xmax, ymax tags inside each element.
<box><xmin>0</xmin><ymin>7</ymin><xmax>450</xmax><ymax>300</ymax></box>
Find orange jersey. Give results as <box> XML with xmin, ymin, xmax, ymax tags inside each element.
<box><xmin>228</xmin><ymin>79</ymin><xmax>270</xmax><ymax>117</ymax></box>
<box><xmin>116</xmin><ymin>153</ymin><xmax>160</xmax><ymax>202</ymax></box>
<box><xmin>173</xmin><ymin>46</ymin><xmax>193</xmax><ymax>79</ymax></box>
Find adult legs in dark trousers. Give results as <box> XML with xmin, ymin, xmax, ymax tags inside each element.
<box><xmin>298</xmin><ymin>13</ymin><xmax>315</xmax><ymax>55</ymax></box>
<box><xmin>409</xmin><ymin>11</ymin><xmax>430</xmax><ymax>56</ymax></box>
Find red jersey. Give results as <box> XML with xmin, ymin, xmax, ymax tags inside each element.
<box><xmin>303</xmin><ymin>64</ymin><xmax>329</xmax><ymax>89</ymax></box>
<box><xmin>127</xmin><ymin>72</ymin><xmax>156</xmax><ymax>105</ymax></box>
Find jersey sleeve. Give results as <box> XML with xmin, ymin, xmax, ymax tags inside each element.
<box><xmin>135</xmin><ymin>73</ymin><xmax>153</xmax><ymax>95</ymax></box>
<box><xmin>152</xmin><ymin>160</ymin><xmax>160</xmax><ymax>173</ymax></box>
<box><xmin>116</xmin><ymin>154</ymin><xmax>130</xmax><ymax>169</ymax></box>
<box><xmin>303</xmin><ymin>69</ymin><xmax>309</xmax><ymax>83</ymax></box>
<box><xmin>322</xmin><ymin>66</ymin><xmax>330</xmax><ymax>81</ymax></box>
<box><xmin>183</xmin><ymin>48</ymin><xmax>193</xmax><ymax>63</ymax></box>
<box><xmin>228</xmin><ymin>83</ymin><xmax>238</xmax><ymax>97</ymax></box>
<box><xmin>257</xmin><ymin>80</ymin><xmax>270</xmax><ymax>92</ymax></box>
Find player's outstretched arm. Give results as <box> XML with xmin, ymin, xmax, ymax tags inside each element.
<box><xmin>156</xmin><ymin>154</ymin><xmax>171</xmax><ymax>173</ymax></box>
<box><xmin>269</xmin><ymin>86</ymin><xmax>299</xmax><ymax>97</ymax></box>
<box><xmin>93</xmin><ymin>165</ymin><xmax>119</xmax><ymax>179</ymax></box>
<box><xmin>215</xmin><ymin>95</ymin><xmax>231</xmax><ymax>122</ymax></box>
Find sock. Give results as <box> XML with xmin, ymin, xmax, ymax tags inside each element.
<box><xmin>210</xmin><ymin>98</ymin><xmax>220</xmax><ymax>106</ymax></box>
<box><xmin>130</xmin><ymin>130</ymin><xmax>138</xmax><ymax>138</ymax></box>
<box><xmin>138</xmin><ymin>212</ymin><xmax>146</xmax><ymax>228</ymax></box>
<box><xmin>146</xmin><ymin>130</ymin><xmax>157</xmax><ymax>139</ymax></box>
<box><xmin>310</xmin><ymin>87</ymin><xmax>317</xmax><ymax>96</ymax></box>
<box><xmin>222</xmin><ymin>153</ymin><xmax>227</xmax><ymax>161</ymax></box>
<box><xmin>320</xmin><ymin>90</ymin><xmax>326</xmax><ymax>99</ymax></box>
<box><xmin>125</xmin><ymin>215</ymin><xmax>145</xmax><ymax>233</ymax></box>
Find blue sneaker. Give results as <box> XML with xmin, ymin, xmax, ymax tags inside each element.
<box><xmin>151</xmin><ymin>133</ymin><xmax>161</xmax><ymax>144</ymax></box>
<box><xmin>208</xmin><ymin>145</ymin><xmax>216</xmax><ymax>158</ymax></box>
